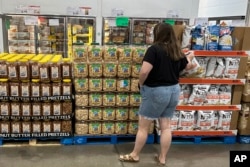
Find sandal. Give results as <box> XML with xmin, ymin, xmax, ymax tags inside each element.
<box><xmin>119</xmin><ymin>154</ymin><xmax>139</xmax><ymax>163</ymax></box>
<box><xmin>154</xmin><ymin>155</ymin><xmax>166</xmax><ymax>166</ymax></box>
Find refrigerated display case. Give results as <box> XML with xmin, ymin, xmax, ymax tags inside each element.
<box><xmin>131</xmin><ymin>18</ymin><xmax>161</xmax><ymax>45</ymax></box>
<box><xmin>103</xmin><ymin>17</ymin><xmax>131</xmax><ymax>45</ymax></box>
<box><xmin>37</xmin><ymin>16</ymin><xmax>66</xmax><ymax>56</ymax></box>
<box><xmin>5</xmin><ymin>15</ymin><xmax>36</xmax><ymax>54</ymax></box>
<box><xmin>66</xmin><ymin>16</ymin><xmax>95</xmax><ymax>58</ymax></box>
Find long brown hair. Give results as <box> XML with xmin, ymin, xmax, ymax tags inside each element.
<box><xmin>153</xmin><ymin>23</ymin><xmax>184</xmax><ymax>61</ymax></box>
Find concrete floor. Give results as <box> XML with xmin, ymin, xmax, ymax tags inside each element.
<box><xmin>0</xmin><ymin>143</ymin><xmax>249</xmax><ymax>167</ymax></box>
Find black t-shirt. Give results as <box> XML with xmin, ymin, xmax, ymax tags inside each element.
<box><xmin>143</xmin><ymin>44</ymin><xmax>188</xmax><ymax>87</ymax></box>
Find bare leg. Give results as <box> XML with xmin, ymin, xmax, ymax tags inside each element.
<box><xmin>128</xmin><ymin>116</ymin><xmax>152</xmax><ymax>160</ymax></box>
<box><xmin>158</xmin><ymin>117</ymin><xmax>172</xmax><ymax>164</ymax></box>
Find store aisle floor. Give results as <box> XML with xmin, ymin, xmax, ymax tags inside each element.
<box><xmin>0</xmin><ymin>143</ymin><xmax>249</xmax><ymax>167</ymax></box>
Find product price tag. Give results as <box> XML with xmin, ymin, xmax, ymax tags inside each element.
<box><xmin>116</xmin><ymin>17</ymin><xmax>129</xmax><ymax>27</ymax></box>
<box><xmin>112</xmin><ymin>8</ymin><xmax>124</xmax><ymax>17</ymax></box>
<box><xmin>49</xmin><ymin>19</ymin><xmax>59</xmax><ymax>26</ymax></box>
<box><xmin>24</xmin><ymin>16</ymin><xmax>38</xmax><ymax>25</ymax></box>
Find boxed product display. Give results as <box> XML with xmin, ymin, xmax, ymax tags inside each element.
<box><xmin>102</xmin><ymin>108</ymin><xmax>115</xmax><ymax>120</ymax></box>
<box><xmin>75</xmin><ymin>122</ymin><xmax>88</xmax><ymax>135</ymax></box>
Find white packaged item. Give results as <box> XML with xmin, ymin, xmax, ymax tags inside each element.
<box><xmin>180</xmin><ymin>56</ymin><xmax>201</xmax><ymax>78</ymax></box>
<box><xmin>224</xmin><ymin>57</ymin><xmax>240</xmax><ymax>79</ymax></box>
<box><xmin>213</xmin><ymin>58</ymin><xmax>225</xmax><ymax>78</ymax></box>
<box><xmin>206</xmin><ymin>85</ymin><xmax>220</xmax><ymax>105</ymax></box>
<box><xmin>218</xmin><ymin>85</ymin><xmax>232</xmax><ymax>105</ymax></box>
<box><xmin>178</xmin><ymin>89</ymin><xmax>184</xmax><ymax>105</ymax></box>
<box><xmin>205</xmin><ymin>57</ymin><xmax>217</xmax><ymax>77</ymax></box>
<box><xmin>217</xmin><ymin>110</ymin><xmax>232</xmax><ymax>130</ymax></box>
<box><xmin>181</xmin><ymin>25</ymin><xmax>192</xmax><ymax>49</ymax></box>
<box><xmin>177</xmin><ymin>110</ymin><xmax>196</xmax><ymax>130</ymax></box>
<box><xmin>196</xmin><ymin>110</ymin><xmax>214</xmax><ymax>130</ymax></box>
<box><xmin>179</xmin><ymin>84</ymin><xmax>191</xmax><ymax>105</ymax></box>
<box><xmin>195</xmin><ymin>57</ymin><xmax>210</xmax><ymax>78</ymax></box>
<box><xmin>212</xmin><ymin>111</ymin><xmax>219</xmax><ymax>130</ymax></box>
<box><xmin>171</xmin><ymin>111</ymin><xmax>180</xmax><ymax>130</ymax></box>
<box><xmin>188</xmin><ymin>85</ymin><xmax>210</xmax><ymax>105</ymax></box>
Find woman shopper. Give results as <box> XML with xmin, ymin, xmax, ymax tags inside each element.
<box><xmin>118</xmin><ymin>23</ymin><xmax>194</xmax><ymax>166</ymax></box>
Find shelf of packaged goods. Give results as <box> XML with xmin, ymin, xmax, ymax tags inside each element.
<box><xmin>74</xmin><ymin>34</ymin><xmax>90</xmax><ymax>37</ymax></box>
<box><xmin>176</xmin><ymin>105</ymin><xmax>241</xmax><ymax>111</ymax></box>
<box><xmin>171</xmin><ymin>130</ymin><xmax>237</xmax><ymax>136</ymax></box>
<box><xmin>193</xmin><ymin>50</ymin><xmax>248</xmax><ymax>57</ymax></box>
<box><xmin>179</xmin><ymin>78</ymin><xmax>245</xmax><ymax>85</ymax></box>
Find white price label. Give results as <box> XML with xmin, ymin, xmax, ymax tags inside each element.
<box><xmin>24</xmin><ymin>16</ymin><xmax>38</xmax><ymax>25</ymax></box>
<box><xmin>49</xmin><ymin>19</ymin><xmax>59</xmax><ymax>26</ymax></box>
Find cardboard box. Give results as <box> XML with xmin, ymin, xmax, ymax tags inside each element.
<box><xmin>173</xmin><ymin>25</ymin><xmax>185</xmax><ymax>46</ymax></box>
<box><xmin>238</xmin><ymin>105</ymin><xmax>250</xmax><ymax>135</ymax></box>
<box><xmin>232</xmin><ymin>27</ymin><xmax>250</xmax><ymax>50</ymax></box>
<box><xmin>242</xmin><ymin>94</ymin><xmax>250</xmax><ymax>102</ymax></box>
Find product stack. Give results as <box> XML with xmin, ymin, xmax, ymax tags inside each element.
<box><xmin>73</xmin><ymin>44</ymin><xmax>154</xmax><ymax>136</ymax></box>
<box><xmin>0</xmin><ymin>53</ymin><xmax>73</xmax><ymax>138</ymax></box>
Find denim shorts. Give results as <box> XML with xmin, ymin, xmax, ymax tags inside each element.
<box><xmin>138</xmin><ymin>84</ymin><xmax>180</xmax><ymax>119</ymax></box>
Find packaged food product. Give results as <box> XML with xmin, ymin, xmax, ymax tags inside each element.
<box><xmin>130</xmin><ymin>79</ymin><xmax>139</xmax><ymax>92</ymax></box>
<box><xmin>89</xmin><ymin>63</ymin><xmax>103</xmax><ymax>77</ymax></box>
<box><xmin>117</xmin><ymin>79</ymin><xmax>130</xmax><ymax>91</ymax></box>
<box><xmin>116</xmin><ymin>93</ymin><xmax>129</xmax><ymax>106</ymax></box>
<box><xmin>177</xmin><ymin>110</ymin><xmax>196</xmax><ymax>130</ymax></box>
<box><xmin>75</xmin><ymin>108</ymin><xmax>88</xmax><ymax>121</ymax></box>
<box><xmin>22</xmin><ymin>121</ymin><xmax>31</xmax><ymax>133</ymax></box>
<box><xmin>0</xmin><ymin>102</ymin><xmax>10</xmax><ymax>116</ymax></box>
<box><xmin>102</xmin><ymin>122</ymin><xmax>115</xmax><ymax>134</ymax></box>
<box><xmin>52</xmin><ymin>102</ymin><xmax>62</xmax><ymax>116</ymax></box>
<box><xmin>129</xmin><ymin>94</ymin><xmax>141</xmax><ymax>106</ymax></box>
<box><xmin>10</xmin><ymin>82</ymin><xmax>20</xmax><ymax>97</ymax></box>
<box><xmin>11</xmin><ymin>121</ymin><xmax>22</xmax><ymax>133</ymax></box>
<box><xmin>224</xmin><ymin>57</ymin><xmax>240</xmax><ymax>79</ymax></box>
<box><xmin>20</xmin><ymin>82</ymin><xmax>30</xmax><ymax>98</ymax></box>
<box><xmin>103</xmin><ymin>63</ymin><xmax>117</xmax><ymax>77</ymax></box>
<box><xmin>39</xmin><ymin>59</ymin><xmax>50</xmax><ymax>82</ymax></box>
<box><xmin>73</xmin><ymin>44</ymin><xmax>88</xmax><ymax>62</ymax></box>
<box><xmin>115</xmin><ymin>122</ymin><xmax>128</xmax><ymax>134</ymax></box>
<box><xmin>132</xmin><ymin>47</ymin><xmax>146</xmax><ymax>63</ymax></box>
<box><xmin>103</xmin><ymin>78</ymin><xmax>116</xmax><ymax>91</ymax></box>
<box><xmin>191</xmin><ymin>25</ymin><xmax>204</xmax><ymax>50</ymax></box>
<box><xmin>219</xmin><ymin>85</ymin><xmax>232</xmax><ymax>105</ymax></box>
<box><xmin>196</xmin><ymin>110</ymin><xmax>214</xmax><ymax>130</ymax></box>
<box><xmin>62</xmin><ymin>79</ymin><xmax>72</xmax><ymax>96</ymax></box>
<box><xmin>7</xmin><ymin>58</ymin><xmax>19</xmax><ymax>81</ymax></box>
<box><xmin>131</xmin><ymin>64</ymin><xmax>141</xmax><ymax>78</ymax></box>
<box><xmin>42</xmin><ymin>102</ymin><xmax>52</xmax><ymax>116</ymax></box>
<box><xmin>171</xmin><ymin>111</ymin><xmax>180</xmax><ymax>130</ymax></box>
<box><xmin>75</xmin><ymin>94</ymin><xmax>88</xmax><ymax>107</ymax></box>
<box><xmin>32</xmin><ymin>102</ymin><xmax>42</xmax><ymax>117</ymax></box>
<box><xmin>118</xmin><ymin>47</ymin><xmax>133</xmax><ymax>62</ymax></box>
<box><xmin>89</xmin><ymin>78</ymin><xmax>102</xmax><ymax>91</ymax></box>
<box><xmin>42</xmin><ymin>121</ymin><xmax>52</xmax><ymax>133</ymax></box>
<box><xmin>52</xmin><ymin>82</ymin><xmax>61</xmax><ymax>96</ymax></box>
<box><xmin>218</xmin><ymin>26</ymin><xmax>233</xmax><ymax>51</ymax></box>
<box><xmin>30</xmin><ymin>55</ymin><xmax>43</xmax><ymax>79</ymax></box>
<box><xmin>89</xmin><ymin>107</ymin><xmax>102</xmax><ymax>120</ymax></box>
<box><xmin>213</xmin><ymin>58</ymin><xmax>225</xmax><ymax>78</ymax></box>
<box><xmin>50</xmin><ymin>58</ymin><xmax>62</xmax><ymax>82</ymax></box>
<box><xmin>206</xmin><ymin>85</ymin><xmax>220</xmax><ymax>105</ymax></box>
<box><xmin>102</xmin><ymin>108</ymin><xmax>115</xmax><ymax>120</ymax></box>
<box><xmin>61</xmin><ymin>58</ymin><xmax>72</xmax><ymax>79</ymax></box>
<box><xmin>103</xmin><ymin>93</ymin><xmax>116</xmax><ymax>106</ymax></box>
<box><xmin>205</xmin><ymin>57</ymin><xmax>217</xmax><ymax>77</ymax></box>
<box><xmin>0</xmin><ymin>121</ymin><xmax>10</xmax><ymax>133</ymax></box>
<box><xmin>89</xmin><ymin>122</ymin><xmax>101</xmax><ymax>134</ymax></box>
<box><xmin>117</xmin><ymin>63</ymin><xmax>131</xmax><ymax>77</ymax></box>
<box><xmin>217</xmin><ymin>110</ymin><xmax>232</xmax><ymax>130</ymax></box>
<box><xmin>0</xmin><ymin>79</ymin><xmax>9</xmax><ymax>97</ymax></box>
<box><xmin>180</xmin><ymin>56</ymin><xmax>201</xmax><ymax>78</ymax></box>
<box><xmin>11</xmin><ymin>102</ymin><xmax>21</xmax><ymax>117</ymax></box>
<box><xmin>103</xmin><ymin>46</ymin><xmax>118</xmax><ymax>62</ymax></box>
<box><xmin>31</xmin><ymin>80</ymin><xmax>40</xmax><ymax>97</ymax></box>
<box><xmin>75</xmin><ymin>122</ymin><xmax>88</xmax><ymax>134</ymax></box>
<box><xmin>32</xmin><ymin>121</ymin><xmax>42</xmax><ymax>133</ymax></box>
<box><xmin>73</xmin><ymin>63</ymin><xmax>88</xmax><ymax>77</ymax></box>
<box><xmin>115</xmin><ymin>108</ymin><xmax>129</xmax><ymax>120</ymax></box>
<box><xmin>195</xmin><ymin>57</ymin><xmax>210</xmax><ymax>78</ymax></box>
<box><xmin>205</xmin><ymin>25</ymin><xmax>220</xmax><ymax>51</ymax></box>
<box><xmin>188</xmin><ymin>85</ymin><xmax>210</xmax><ymax>105</ymax></box>
<box><xmin>129</xmin><ymin>108</ymin><xmax>139</xmax><ymax>120</ymax></box>
<box><xmin>62</xmin><ymin>101</ymin><xmax>72</xmax><ymax>115</ymax></box>
<box><xmin>21</xmin><ymin>103</ymin><xmax>31</xmax><ymax>117</ymax></box>
<box><xmin>52</xmin><ymin>121</ymin><xmax>61</xmax><ymax>133</ymax></box>
<box><xmin>74</xmin><ymin>78</ymin><xmax>89</xmax><ymax>92</ymax></box>
<box><xmin>88</xmin><ymin>45</ymin><xmax>103</xmax><ymax>62</ymax></box>
<box><xmin>128</xmin><ymin>122</ymin><xmax>138</xmax><ymax>134</ymax></box>
<box><xmin>181</xmin><ymin>25</ymin><xmax>192</xmax><ymax>49</ymax></box>
<box><xmin>18</xmin><ymin>59</ymin><xmax>30</xmax><ymax>81</ymax></box>
<box><xmin>0</xmin><ymin>58</ymin><xmax>8</xmax><ymax>78</ymax></box>
<box><xmin>41</xmin><ymin>83</ymin><xmax>51</xmax><ymax>97</ymax></box>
